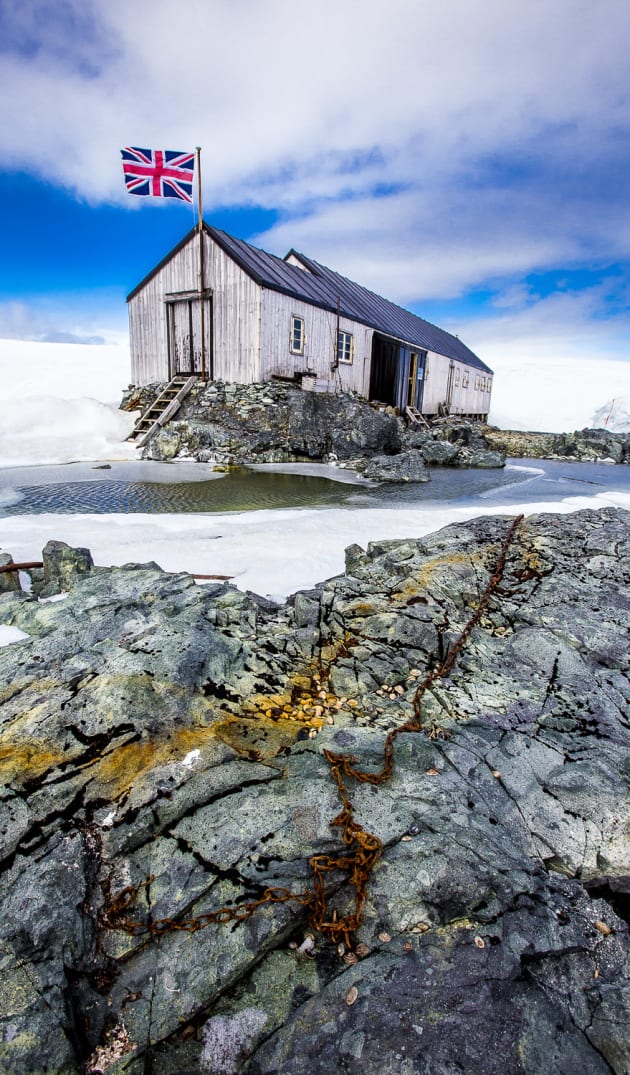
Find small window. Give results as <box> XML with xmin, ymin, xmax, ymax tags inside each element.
<box><xmin>480</xmin><ymin>376</ymin><xmax>486</xmax><ymax>391</ymax></box>
<box><xmin>337</xmin><ymin>329</ymin><xmax>353</xmax><ymax>364</ymax></box>
<box><xmin>474</xmin><ymin>375</ymin><xmax>480</xmax><ymax>390</ymax></box>
<box><xmin>486</xmin><ymin>378</ymin><xmax>492</xmax><ymax>393</ymax></box>
<box><xmin>290</xmin><ymin>316</ymin><xmax>305</xmax><ymax>355</ymax></box>
<box><xmin>454</xmin><ymin>368</ymin><xmax>461</xmax><ymax>386</ymax></box>
<box><xmin>462</xmin><ymin>371</ymin><xmax>469</xmax><ymax>387</ymax></box>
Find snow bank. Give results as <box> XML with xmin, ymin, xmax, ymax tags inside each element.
<box><xmin>0</xmin><ymin>625</ymin><xmax>30</xmax><ymax>647</ymax></box>
<box><xmin>0</xmin><ymin>338</ymin><xmax>130</xmax><ymax>404</ymax></box>
<box><xmin>0</xmin><ymin>396</ymin><xmax>137</xmax><ymax>467</ymax></box>
<box><xmin>487</xmin><ymin>355</ymin><xmax>629</xmax><ymax>433</ymax></box>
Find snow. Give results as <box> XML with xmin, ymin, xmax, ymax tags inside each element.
<box><xmin>486</xmin><ymin>355</ymin><xmax>630</xmax><ymax>433</ymax></box>
<box><xmin>0</xmin><ymin>338</ymin><xmax>130</xmax><ymax>404</ymax></box>
<box><xmin>0</xmin><ymin>337</ymin><xmax>136</xmax><ymax>466</ymax></box>
<box><xmin>0</xmin><ymin>625</ymin><xmax>30</xmax><ymax>647</ymax></box>
<box><xmin>2</xmin><ymin>482</ymin><xmax>629</xmax><ymax>603</ymax></box>
<box><xmin>0</xmin><ymin>396</ymin><xmax>137</xmax><ymax>467</ymax></box>
<box><xmin>0</xmin><ymin>336</ymin><xmax>629</xmax><ymax>603</ymax></box>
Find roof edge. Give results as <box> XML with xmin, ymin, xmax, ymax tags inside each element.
<box><xmin>126</xmin><ymin>221</ymin><xmax>270</xmax><ymax>303</ymax></box>
<box><xmin>126</xmin><ymin>225</ymin><xmax>493</xmax><ymax>374</ymax></box>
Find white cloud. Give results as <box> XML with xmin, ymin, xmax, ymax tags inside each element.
<box><xmin>1</xmin><ymin>0</ymin><xmax>629</xmax><ymax>402</ymax></box>
<box><xmin>0</xmin><ymin>299</ymin><xmax>127</xmax><ymax>345</ymax></box>
<box><xmin>1</xmin><ymin>0</ymin><xmax>628</xmax><ymax>210</ymax></box>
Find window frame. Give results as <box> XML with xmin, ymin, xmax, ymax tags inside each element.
<box><xmin>337</xmin><ymin>329</ymin><xmax>353</xmax><ymax>365</ymax></box>
<box><xmin>290</xmin><ymin>315</ymin><xmax>305</xmax><ymax>356</ymax></box>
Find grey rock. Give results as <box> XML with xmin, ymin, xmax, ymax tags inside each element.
<box><xmin>0</xmin><ymin>554</ymin><xmax>20</xmax><ymax>593</ymax></box>
<box><xmin>417</xmin><ymin>437</ymin><xmax>460</xmax><ymax>464</ymax></box>
<box><xmin>456</xmin><ymin>446</ymin><xmax>506</xmax><ymax>467</ymax></box>
<box><xmin>486</xmin><ymin>426</ymin><xmax>630</xmax><ymax>463</ymax></box>
<box><xmin>403</xmin><ymin>419</ymin><xmax>506</xmax><ymax>467</ymax></box>
<box><xmin>0</xmin><ymin>508</ymin><xmax>628</xmax><ymax>1073</ymax></box>
<box><xmin>40</xmin><ymin>539</ymin><xmax>94</xmax><ymax>596</ymax></box>
<box><xmin>361</xmin><ymin>449</ymin><xmax>430</xmax><ymax>482</ymax></box>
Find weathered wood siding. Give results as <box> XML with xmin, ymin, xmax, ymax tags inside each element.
<box><xmin>129</xmin><ymin>234</ymin><xmax>262</xmax><ymax>385</ymax></box>
<box><xmin>422</xmin><ymin>352</ymin><xmax>491</xmax><ymax>416</ymax></box>
<box><xmin>259</xmin><ymin>289</ymin><xmax>372</xmax><ymax>394</ymax></box>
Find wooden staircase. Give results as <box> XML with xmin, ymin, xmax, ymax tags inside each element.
<box><xmin>405</xmin><ymin>405</ymin><xmax>431</xmax><ymax>429</ymax></box>
<box><xmin>126</xmin><ymin>375</ymin><xmax>198</xmax><ymax>448</ymax></box>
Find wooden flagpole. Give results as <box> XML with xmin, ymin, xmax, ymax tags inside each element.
<box><xmin>196</xmin><ymin>146</ymin><xmax>207</xmax><ymax>379</ymax></box>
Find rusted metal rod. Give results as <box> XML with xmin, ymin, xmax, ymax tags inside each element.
<box><xmin>0</xmin><ymin>561</ymin><xmax>43</xmax><ymax>573</ymax></box>
<box><xmin>191</xmin><ymin>573</ymin><xmax>233</xmax><ymax>580</ymax></box>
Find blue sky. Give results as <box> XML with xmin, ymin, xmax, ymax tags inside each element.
<box><xmin>0</xmin><ymin>0</ymin><xmax>628</xmax><ymax>414</ymax></box>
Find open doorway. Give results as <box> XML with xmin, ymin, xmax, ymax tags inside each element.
<box><xmin>369</xmin><ymin>334</ymin><xmax>426</xmax><ymax>411</ymax></box>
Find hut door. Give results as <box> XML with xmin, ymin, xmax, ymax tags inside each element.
<box><xmin>167</xmin><ymin>295</ymin><xmax>212</xmax><ymax>377</ymax></box>
<box><xmin>408</xmin><ymin>351</ymin><xmax>426</xmax><ymax>410</ymax></box>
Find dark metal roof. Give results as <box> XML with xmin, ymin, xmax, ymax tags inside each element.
<box><xmin>128</xmin><ymin>223</ymin><xmax>492</xmax><ymax>373</ymax></box>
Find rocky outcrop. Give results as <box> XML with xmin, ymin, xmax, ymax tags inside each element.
<box><xmin>130</xmin><ymin>381</ymin><xmax>401</xmax><ymax>466</ymax></box>
<box><xmin>0</xmin><ymin>508</ymin><xmax>628</xmax><ymax>1073</ymax></box>
<box><xmin>355</xmin><ymin>448</ymin><xmax>430</xmax><ymax>483</ymax></box>
<box><xmin>485</xmin><ymin>426</ymin><xmax>630</xmax><ymax>463</ymax></box>
<box><xmin>121</xmin><ymin>381</ymin><xmax>505</xmax><ymax>477</ymax></box>
<box><xmin>40</xmin><ymin>539</ymin><xmax>94</xmax><ymax>597</ymax></box>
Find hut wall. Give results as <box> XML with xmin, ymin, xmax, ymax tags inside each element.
<box><xmin>259</xmin><ymin>289</ymin><xmax>372</xmax><ymax>394</ymax></box>
<box><xmin>422</xmin><ymin>353</ymin><xmax>491</xmax><ymax>417</ymax></box>
<box><xmin>129</xmin><ymin>234</ymin><xmax>262</xmax><ymax>386</ymax></box>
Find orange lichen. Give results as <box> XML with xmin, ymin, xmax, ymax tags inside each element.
<box><xmin>0</xmin><ymin>741</ymin><xmax>67</xmax><ymax>783</ymax></box>
<box><xmin>392</xmin><ymin>550</ymin><xmax>483</xmax><ymax>602</ymax></box>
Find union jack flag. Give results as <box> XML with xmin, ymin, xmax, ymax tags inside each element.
<box><xmin>121</xmin><ymin>147</ymin><xmax>195</xmax><ymax>202</ymax></box>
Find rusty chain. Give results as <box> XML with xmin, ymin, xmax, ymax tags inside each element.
<box><xmin>101</xmin><ymin>514</ymin><xmax>525</xmax><ymax>947</ymax></box>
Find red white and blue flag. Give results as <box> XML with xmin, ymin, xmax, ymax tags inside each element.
<box><xmin>121</xmin><ymin>147</ymin><xmax>195</xmax><ymax>202</ymax></box>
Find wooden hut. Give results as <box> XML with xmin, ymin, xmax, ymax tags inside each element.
<box><xmin>127</xmin><ymin>224</ymin><xmax>493</xmax><ymax>418</ymax></box>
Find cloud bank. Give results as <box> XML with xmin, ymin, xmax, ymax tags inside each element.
<box><xmin>1</xmin><ymin>0</ymin><xmax>628</xmax><ymax>401</ymax></box>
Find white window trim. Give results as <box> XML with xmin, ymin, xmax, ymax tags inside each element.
<box><xmin>337</xmin><ymin>329</ymin><xmax>354</xmax><ymax>365</ymax></box>
<box><xmin>290</xmin><ymin>315</ymin><xmax>305</xmax><ymax>355</ymax></box>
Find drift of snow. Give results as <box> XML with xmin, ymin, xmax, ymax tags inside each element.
<box><xmin>591</xmin><ymin>396</ymin><xmax>630</xmax><ymax>433</ymax></box>
<box><xmin>0</xmin><ymin>338</ymin><xmax>130</xmax><ymax>404</ymax></box>
<box><xmin>0</xmin><ymin>396</ymin><xmax>137</xmax><ymax>467</ymax></box>
<box><xmin>0</xmin><ymin>337</ymin><xmax>136</xmax><ymax>466</ymax></box>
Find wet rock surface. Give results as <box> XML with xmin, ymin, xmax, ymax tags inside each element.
<box><xmin>0</xmin><ymin>507</ymin><xmax>629</xmax><ymax>1074</ymax></box>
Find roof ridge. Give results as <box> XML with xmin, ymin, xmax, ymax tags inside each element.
<box><xmin>293</xmin><ymin>249</ymin><xmax>466</xmax><ymax>350</ymax></box>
